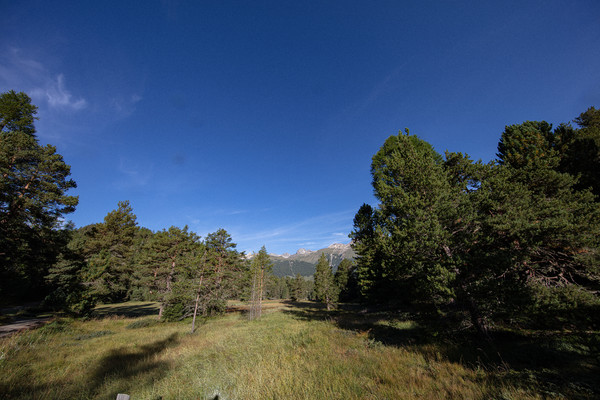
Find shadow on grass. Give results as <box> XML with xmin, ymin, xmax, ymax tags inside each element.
<box><xmin>87</xmin><ymin>333</ymin><xmax>179</xmax><ymax>398</ymax></box>
<box><xmin>283</xmin><ymin>301</ymin><xmax>424</xmax><ymax>347</ymax></box>
<box><xmin>0</xmin><ymin>333</ymin><xmax>179</xmax><ymax>400</ymax></box>
<box><xmin>283</xmin><ymin>301</ymin><xmax>600</xmax><ymax>400</ymax></box>
<box><xmin>94</xmin><ymin>302</ymin><xmax>161</xmax><ymax>318</ymax></box>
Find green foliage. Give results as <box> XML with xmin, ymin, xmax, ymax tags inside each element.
<box><xmin>0</xmin><ymin>90</ymin><xmax>78</xmax><ymax>300</ymax></box>
<box><xmin>249</xmin><ymin>245</ymin><xmax>273</xmax><ymax>319</ymax></box>
<box><xmin>565</xmin><ymin>107</ymin><xmax>600</xmax><ymax>198</ymax></box>
<box><xmin>125</xmin><ymin>318</ymin><xmax>158</xmax><ymax>329</ymax></box>
<box><xmin>334</xmin><ymin>258</ymin><xmax>359</xmax><ymax>302</ymax></box>
<box><xmin>82</xmin><ymin>201</ymin><xmax>139</xmax><ymax>302</ymax></box>
<box><xmin>497</xmin><ymin>121</ymin><xmax>554</xmax><ymax>169</ymax></box>
<box><xmin>44</xmin><ymin>226</ymin><xmax>97</xmax><ymax>316</ymax></box>
<box><xmin>290</xmin><ymin>274</ymin><xmax>305</xmax><ymax>301</ymax></box>
<box><xmin>314</xmin><ymin>253</ymin><xmax>338</xmax><ymax>310</ymax></box>
<box><xmin>352</xmin><ymin>118</ymin><xmax>600</xmax><ymax>334</ymax></box>
<box><xmin>352</xmin><ymin>131</ymin><xmax>456</xmax><ymax>307</ymax></box>
<box><xmin>161</xmin><ymin>300</ymin><xmax>185</xmax><ymax>322</ymax></box>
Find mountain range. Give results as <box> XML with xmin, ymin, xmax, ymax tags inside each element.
<box><xmin>253</xmin><ymin>243</ymin><xmax>355</xmax><ymax>277</ymax></box>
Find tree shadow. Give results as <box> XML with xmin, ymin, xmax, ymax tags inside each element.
<box><xmin>283</xmin><ymin>301</ymin><xmax>424</xmax><ymax>347</ymax></box>
<box><xmin>94</xmin><ymin>302</ymin><xmax>161</xmax><ymax>318</ymax></box>
<box><xmin>283</xmin><ymin>302</ymin><xmax>600</xmax><ymax>399</ymax></box>
<box><xmin>86</xmin><ymin>333</ymin><xmax>179</xmax><ymax>398</ymax></box>
<box><xmin>0</xmin><ymin>333</ymin><xmax>179</xmax><ymax>399</ymax></box>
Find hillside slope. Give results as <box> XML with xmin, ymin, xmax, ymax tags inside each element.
<box><xmin>266</xmin><ymin>243</ymin><xmax>355</xmax><ymax>277</ymax></box>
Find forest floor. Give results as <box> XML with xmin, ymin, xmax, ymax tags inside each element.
<box><xmin>0</xmin><ymin>300</ymin><xmax>598</xmax><ymax>399</ymax></box>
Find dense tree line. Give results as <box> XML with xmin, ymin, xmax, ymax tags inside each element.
<box><xmin>6</xmin><ymin>89</ymin><xmax>596</xmax><ymax>334</ymax></box>
<box><xmin>350</xmin><ymin>110</ymin><xmax>600</xmax><ymax>333</ymax></box>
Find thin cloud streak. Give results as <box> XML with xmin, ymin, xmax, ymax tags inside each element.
<box><xmin>235</xmin><ymin>209</ymin><xmax>354</xmax><ymax>243</ymax></box>
<box><xmin>32</xmin><ymin>74</ymin><xmax>87</xmax><ymax>110</ymax></box>
<box><xmin>232</xmin><ymin>210</ymin><xmax>355</xmax><ymax>253</ymax></box>
<box><xmin>1</xmin><ymin>48</ymin><xmax>87</xmax><ymax>111</ymax></box>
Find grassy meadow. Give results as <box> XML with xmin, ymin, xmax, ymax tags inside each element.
<box><xmin>0</xmin><ymin>301</ymin><xmax>598</xmax><ymax>399</ymax></box>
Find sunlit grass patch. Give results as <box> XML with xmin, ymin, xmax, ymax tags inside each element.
<box><xmin>1</xmin><ymin>301</ymin><xmax>594</xmax><ymax>399</ymax></box>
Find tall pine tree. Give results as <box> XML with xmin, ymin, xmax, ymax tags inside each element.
<box><xmin>314</xmin><ymin>253</ymin><xmax>338</xmax><ymax>310</ymax></box>
<box><xmin>0</xmin><ymin>90</ymin><xmax>78</xmax><ymax>300</ymax></box>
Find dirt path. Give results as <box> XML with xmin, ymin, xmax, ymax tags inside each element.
<box><xmin>0</xmin><ymin>317</ymin><xmax>52</xmax><ymax>338</ymax></box>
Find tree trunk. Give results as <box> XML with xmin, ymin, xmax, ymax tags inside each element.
<box><xmin>166</xmin><ymin>260</ymin><xmax>176</xmax><ymax>292</ymax></box>
<box><xmin>191</xmin><ymin>274</ymin><xmax>204</xmax><ymax>333</ymax></box>
<box><xmin>258</xmin><ymin>268</ymin><xmax>264</xmax><ymax>319</ymax></box>
<box><xmin>468</xmin><ymin>298</ymin><xmax>490</xmax><ymax>339</ymax></box>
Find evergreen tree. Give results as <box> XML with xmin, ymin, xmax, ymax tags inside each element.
<box><xmin>44</xmin><ymin>225</ymin><xmax>95</xmax><ymax>315</ymax></box>
<box><xmin>565</xmin><ymin>107</ymin><xmax>600</xmax><ymax>198</ymax></box>
<box><xmin>128</xmin><ymin>227</ymin><xmax>156</xmax><ymax>300</ymax></box>
<box><xmin>202</xmin><ymin>229</ymin><xmax>245</xmax><ymax>314</ymax></box>
<box><xmin>83</xmin><ymin>201</ymin><xmax>138</xmax><ymax>302</ymax></box>
<box><xmin>249</xmin><ymin>245</ymin><xmax>273</xmax><ymax>319</ymax></box>
<box><xmin>314</xmin><ymin>253</ymin><xmax>338</xmax><ymax>310</ymax></box>
<box><xmin>290</xmin><ymin>273</ymin><xmax>305</xmax><ymax>301</ymax></box>
<box><xmin>352</xmin><ymin>131</ymin><xmax>456</xmax><ymax>308</ymax></box>
<box><xmin>138</xmin><ymin>225</ymin><xmax>201</xmax><ymax>318</ymax></box>
<box><xmin>352</xmin><ymin>125</ymin><xmax>600</xmax><ymax>334</ymax></box>
<box><xmin>334</xmin><ymin>258</ymin><xmax>357</xmax><ymax>302</ymax></box>
<box><xmin>0</xmin><ymin>90</ymin><xmax>78</xmax><ymax>300</ymax></box>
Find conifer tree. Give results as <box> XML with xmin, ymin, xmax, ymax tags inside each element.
<box><xmin>314</xmin><ymin>253</ymin><xmax>338</xmax><ymax>310</ymax></box>
<box><xmin>352</xmin><ymin>124</ymin><xmax>600</xmax><ymax>333</ymax></box>
<box><xmin>83</xmin><ymin>201</ymin><xmax>138</xmax><ymax>302</ymax></box>
<box><xmin>138</xmin><ymin>225</ymin><xmax>201</xmax><ymax>318</ymax></box>
<box><xmin>290</xmin><ymin>273</ymin><xmax>305</xmax><ymax>301</ymax></box>
<box><xmin>249</xmin><ymin>245</ymin><xmax>273</xmax><ymax>319</ymax></box>
<box><xmin>0</xmin><ymin>90</ymin><xmax>78</xmax><ymax>299</ymax></box>
<box><xmin>334</xmin><ymin>258</ymin><xmax>355</xmax><ymax>302</ymax></box>
<box><xmin>202</xmin><ymin>229</ymin><xmax>245</xmax><ymax>314</ymax></box>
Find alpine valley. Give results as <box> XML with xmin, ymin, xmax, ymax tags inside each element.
<box><xmin>249</xmin><ymin>243</ymin><xmax>355</xmax><ymax>277</ymax></box>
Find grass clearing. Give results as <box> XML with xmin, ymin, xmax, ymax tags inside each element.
<box><xmin>0</xmin><ymin>301</ymin><xmax>597</xmax><ymax>399</ymax></box>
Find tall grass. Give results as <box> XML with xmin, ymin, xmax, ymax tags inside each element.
<box><xmin>0</xmin><ymin>301</ymin><xmax>594</xmax><ymax>399</ymax></box>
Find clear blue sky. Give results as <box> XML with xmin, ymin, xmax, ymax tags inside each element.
<box><xmin>2</xmin><ymin>1</ymin><xmax>599</xmax><ymax>255</ymax></box>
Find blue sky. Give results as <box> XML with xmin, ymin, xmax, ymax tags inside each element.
<box><xmin>2</xmin><ymin>1</ymin><xmax>599</xmax><ymax>255</ymax></box>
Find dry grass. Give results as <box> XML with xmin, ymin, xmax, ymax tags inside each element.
<box><xmin>0</xmin><ymin>301</ymin><xmax>594</xmax><ymax>399</ymax></box>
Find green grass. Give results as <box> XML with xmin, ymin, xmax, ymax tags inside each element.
<box><xmin>0</xmin><ymin>301</ymin><xmax>597</xmax><ymax>399</ymax></box>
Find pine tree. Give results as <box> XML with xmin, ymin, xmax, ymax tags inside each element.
<box><xmin>202</xmin><ymin>229</ymin><xmax>245</xmax><ymax>315</ymax></box>
<box><xmin>334</xmin><ymin>258</ymin><xmax>355</xmax><ymax>302</ymax></box>
<box><xmin>83</xmin><ymin>201</ymin><xmax>138</xmax><ymax>302</ymax></box>
<box><xmin>352</xmin><ymin>125</ymin><xmax>600</xmax><ymax>334</ymax></box>
<box><xmin>0</xmin><ymin>90</ymin><xmax>78</xmax><ymax>299</ymax></box>
<box><xmin>314</xmin><ymin>253</ymin><xmax>338</xmax><ymax>310</ymax></box>
<box><xmin>290</xmin><ymin>274</ymin><xmax>305</xmax><ymax>301</ymax></box>
<box><xmin>249</xmin><ymin>245</ymin><xmax>273</xmax><ymax>319</ymax></box>
<box><xmin>138</xmin><ymin>225</ymin><xmax>201</xmax><ymax>318</ymax></box>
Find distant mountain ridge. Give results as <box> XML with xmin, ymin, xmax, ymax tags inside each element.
<box><xmin>259</xmin><ymin>243</ymin><xmax>355</xmax><ymax>277</ymax></box>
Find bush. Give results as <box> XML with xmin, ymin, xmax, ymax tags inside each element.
<box><xmin>530</xmin><ymin>284</ymin><xmax>600</xmax><ymax>329</ymax></box>
<box><xmin>126</xmin><ymin>318</ymin><xmax>158</xmax><ymax>329</ymax></box>
<box><xmin>74</xmin><ymin>330</ymin><xmax>114</xmax><ymax>340</ymax></box>
<box><xmin>162</xmin><ymin>301</ymin><xmax>185</xmax><ymax>321</ymax></box>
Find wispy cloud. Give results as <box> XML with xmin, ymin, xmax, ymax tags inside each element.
<box><xmin>31</xmin><ymin>74</ymin><xmax>87</xmax><ymax>110</ymax></box>
<box><xmin>233</xmin><ymin>210</ymin><xmax>355</xmax><ymax>253</ymax></box>
<box><xmin>0</xmin><ymin>47</ymin><xmax>87</xmax><ymax>111</ymax></box>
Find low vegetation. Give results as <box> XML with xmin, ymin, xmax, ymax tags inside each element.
<box><xmin>1</xmin><ymin>301</ymin><xmax>598</xmax><ymax>399</ymax></box>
